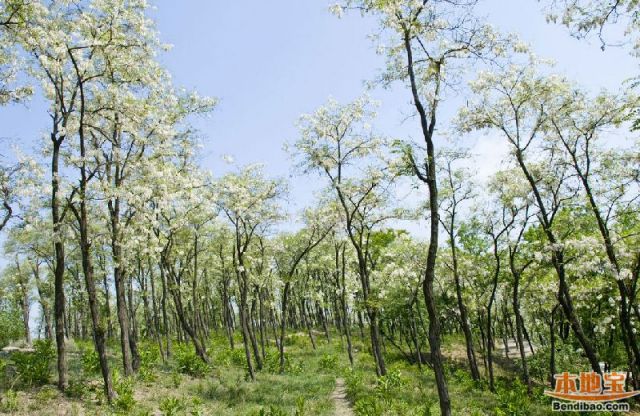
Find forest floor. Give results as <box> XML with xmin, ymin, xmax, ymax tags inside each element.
<box><xmin>0</xmin><ymin>332</ymin><xmax>638</xmax><ymax>415</ymax></box>
<box><xmin>330</xmin><ymin>378</ymin><xmax>353</xmax><ymax>416</ymax></box>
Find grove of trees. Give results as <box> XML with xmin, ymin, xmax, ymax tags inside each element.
<box><xmin>0</xmin><ymin>0</ymin><xmax>639</xmax><ymax>415</ymax></box>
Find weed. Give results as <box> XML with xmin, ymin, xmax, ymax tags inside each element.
<box><xmin>159</xmin><ymin>396</ymin><xmax>187</xmax><ymax>416</ymax></box>
<box><xmin>12</xmin><ymin>339</ymin><xmax>55</xmax><ymax>386</ymax></box>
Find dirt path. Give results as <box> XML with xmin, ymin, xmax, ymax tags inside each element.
<box><xmin>331</xmin><ymin>378</ymin><xmax>354</xmax><ymax>416</ymax></box>
<box><xmin>495</xmin><ymin>339</ymin><xmax>534</xmax><ymax>358</ymax></box>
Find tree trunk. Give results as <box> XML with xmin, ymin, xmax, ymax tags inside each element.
<box><xmin>51</xmin><ymin>136</ymin><xmax>67</xmax><ymax>391</ymax></box>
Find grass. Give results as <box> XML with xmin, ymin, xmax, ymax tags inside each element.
<box><xmin>0</xmin><ymin>331</ymin><xmax>636</xmax><ymax>415</ymax></box>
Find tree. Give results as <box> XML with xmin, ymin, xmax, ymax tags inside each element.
<box><xmin>544</xmin><ymin>0</ymin><xmax>640</xmax><ymax>53</ymax></box>
<box><xmin>273</xmin><ymin>206</ymin><xmax>334</xmax><ymax>372</ymax></box>
<box><xmin>438</xmin><ymin>150</ymin><xmax>481</xmax><ymax>381</ymax></box>
<box><xmin>217</xmin><ymin>164</ymin><xmax>284</xmax><ymax>380</ymax></box>
<box><xmin>458</xmin><ymin>58</ymin><xmax>603</xmax><ymax>374</ymax></box>
<box><xmin>293</xmin><ymin>95</ymin><xmax>396</xmax><ymax>377</ymax></box>
<box><xmin>332</xmin><ymin>2</ymin><xmax>522</xmax><ymax>411</ymax></box>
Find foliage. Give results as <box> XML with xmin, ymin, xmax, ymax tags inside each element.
<box><xmin>113</xmin><ymin>374</ymin><xmax>136</xmax><ymax>413</ymax></box>
<box><xmin>159</xmin><ymin>396</ymin><xmax>187</xmax><ymax>416</ymax></box>
<box><xmin>175</xmin><ymin>345</ymin><xmax>209</xmax><ymax>377</ymax></box>
<box><xmin>11</xmin><ymin>339</ymin><xmax>54</xmax><ymax>386</ymax></box>
<box><xmin>494</xmin><ymin>379</ymin><xmax>530</xmax><ymax>416</ymax></box>
<box><xmin>354</xmin><ymin>396</ymin><xmax>384</xmax><ymax>416</ymax></box>
<box><xmin>0</xmin><ymin>389</ymin><xmax>18</xmax><ymax>413</ymax></box>
<box><xmin>319</xmin><ymin>353</ymin><xmax>337</xmax><ymax>371</ymax></box>
<box><xmin>0</xmin><ymin>305</ymin><xmax>23</xmax><ymax>349</ymax></box>
<box><xmin>80</xmin><ymin>344</ymin><xmax>101</xmax><ymax>375</ymax></box>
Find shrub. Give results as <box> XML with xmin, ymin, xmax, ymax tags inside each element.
<box><xmin>0</xmin><ymin>389</ymin><xmax>18</xmax><ymax>413</ymax></box>
<box><xmin>319</xmin><ymin>353</ymin><xmax>337</xmax><ymax>371</ymax></box>
<box><xmin>65</xmin><ymin>380</ymin><xmax>89</xmax><ymax>399</ymax></box>
<box><xmin>0</xmin><ymin>304</ymin><xmax>24</xmax><ymax>349</ymax></box>
<box><xmin>12</xmin><ymin>339</ymin><xmax>54</xmax><ymax>386</ymax></box>
<box><xmin>113</xmin><ymin>373</ymin><xmax>136</xmax><ymax>412</ymax></box>
<box><xmin>171</xmin><ymin>371</ymin><xmax>182</xmax><ymax>388</ymax></box>
<box><xmin>374</xmin><ymin>368</ymin><xmax>403</xmax><ymax>400</ymax></box>
<box><xmin>175</xmin><ymin>345</ymin><xmax>209</xmax><ymax>377</ymax></box>
<box><xmin>295</xmin><ymin>396</ymin><xmax>306</xmax><ymax>416</ymax></box>
<box><xmin>344</xmin><ymin>368</ymin><xmax>364</xmax><ymax>400</ymax></box>
<box><xmin>231</xmin><ymin>348</ymin><xmax>247</xmax><ymax>366</ymax></box>
<box><xmin>354</xmin><ymin>397</ymin><xmax>383</xmax><ymax>416</ymax></box>
<box><xmin>80</xmin><ymin>344</ymin><xmax>101</xmax><ymax>374</ymax></box>
<box><xmin>138</xmin><ymin>343</ymin><xmax>160</xmax><ymax>382</ymax></box>
<box><xmin>254</xmin><ymin>406</ymin><xmax>287</xmax><ymax>416</ymax></box>
<box><xmin>494</xmin><ymin>378</ymin><xmax>530</xmax><ymax>416</ymax></box>
<box><xmin>159</xmin><ymin>396</ymin><xmax>186</xmax><ymax>416</ymax></box>
<box><xmin>262</xmin><ymin>349</ymin><xmax>280</xmax><ymax>373</ymax></box>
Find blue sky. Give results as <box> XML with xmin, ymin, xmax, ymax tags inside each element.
<box><xmin>1</xmin><ymin>0</ymin><xmax>637</xmax><ymax>215</ymax></box>
<box><xmin>149</xmin><ymin>0</ymin><xmax>636</xmax><ymax>211</ymax></box>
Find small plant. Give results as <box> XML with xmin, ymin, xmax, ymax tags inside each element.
<box><xmin>344</xmin><ymin>368</ymin><xmax>364</xmax><ymax>400</ymax></box>
<box><xmin>295</xmin><ymin>396</ymin><xmax>306</xmax><ymax>416</ymax></box>
<box><xmin>65</xmin><ymin>380</ymin><xmax>89</xmax><ymax>399</ymax></box>
<box><xmin>12</xmin><ymin>339</ymin><xmax>55</xmax><ymax>386</ymax></box>
<box><xmin>374</xmin><ymin>368</ymin><xmax>403</xmax><ymax>400</ymax></box>
<box><xmin>231</xmin><ymin>348</ymin><xmax>246</xmax><ymax>366</ymax></box>
<box><xmin>354</xmin><ymin>397</ymin><xmax>383</xmax><ymax>416</ymax></box>
<box><xmin>319</xmin><ymin>353</ymin><xmax>337</xmax><ymax>371</ymax></box>
<box><xmin>255</xmin><ymin>405</ymin><xmax>287</xmax><ymax>416</ymax></box>
<box><xmin>113</xmin><ymin>373</ymin><xmax>136</xmax><ymax>412</ymax></box>
<box><xmin>35</xmin><ymin>385</ymin><xmax>58</xmax><ymax>402</ymax></box>
<box><xmin>175</xmin><ymin>345</ymin><xmax>209</xmax><ymax>377</ymax></box>
<box><xmin>80</xmin><ymin>345</ymin><xmax>101</xmax><ymax>374</ymax></box>
<box><xmin>287</xmin><ymin>357</ymin><xmax>304</xmax><ymax>375</ymax></box>
<box><xmin>159</xmin><ymin>396</ymin><xmax>186</xmax><ymax>416</ymax></box>
<box><xmin>262</xmin><ymin>349</ymin><xmax>280</xmax><ymax>373</ymax></box>
<box><xmin>171</xmin><ymin>371</ymin><xmax>182</xmax><ymax>388</ymax></box>
<box><xmin>138</xmin><ymin>343</ymin><xmax>160</xmax><ymax>381</ymax></box>
<box><xmin>494</xmin><ymin>378</ymin><xmax>530</xmax><ymax>416</ymax></box>
<box><xmin>0</xmin><ymin>389</ymin><xmax>18</xmax><ymax>413</ymax></box>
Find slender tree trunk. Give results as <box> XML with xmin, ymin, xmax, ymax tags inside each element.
<box><xmin>403</xmin><ymin>29</ymin><xmax>451</xmax><ymax>416</ymax></box>
<box><xmin>239</xmin><ymin>282</ymin><xmax>255</xmax><ymax>380</ymax></box>
<box><xmin>19</xmin><ymin>282</ymin><xmax>30</xmax><ymax>344</ymax></box>
<box><xmin>512</xmin><ymin>267</ymin><xmax>532</xmax><ymax>394</ymax></box>
<box><xmin>279</xmin><ymin>281</ymin><xmax>291</xmax><ymax>373</ymax></box>
<box><xmin>550</xmin><ymin>305</ymin><xmax>559</xmax><ymax>388</ymax></box>
<box><xmin>68</xmin><ymin>67</ymin><xmax>115</xmax><ymax>402</ymax></box>
<box><xmin>301</xmin><ymin>299</ymin><xmax>317</xmax><ymax>350</ymax></box>
<box><xmin>51</xmin><ymin>136</ymin><xmax>67</xmax><ymax>391</ymax></box>
<box><xmin>451</xmin><ymin>240</ymin><xmax>480</xmax><ymax>380</ymax></box>
<box><xmin>160</xmin><ymin>263</ymin><xmax>171</xmax><ymax>357</ymax></box>
<box><xmin>513</xmin><ymin>150</ymin><xmax>601</xmax><ymax>374</ymax></box>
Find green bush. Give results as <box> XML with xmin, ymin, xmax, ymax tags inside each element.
<box><xmin>65</xmin><ymin>380</ymin><xmax>89</xmax><ymax>399</ymax></box>
<box><xmin>80</xmin><ymin>344</ymin><xmax>101</xmax><ymax>374</ymax></box>
<box><xmin>254</xmin><ymin>405</ymin><xmax>287</xmax><ymax>416</ymax></box>
<box><xmin>0</xmin><ymin>389</ymin><xmax>18</xmax><ymax>413</ymax></box>
<box><xmin>231</xmin><ymin>348</ymin><xmax>247</xmax><ymax>366</ymax></box>
<box><xmin>494</xmin><ymin>378</ymin><xmax>530</xmax><ymax>416</ymax></box>
<box><xmin>138</xmin><ymin>343</ymin><xmax>160</xmax><ymax>381</ymax></box>
<box><xmin>159</xmin><ymin>396</ymin><xmax>186</xmax><ymax>416</ymax></box>
<box><xmin>295</xmin><ymin>396</ymin><xmax>306</xmax><ymax>416</ymax></box>
<box><xmin>319</xmin><ymin>353</ymin><xmax>337</xmax><ymax>371</ymax></box>
<box><xmin>262</xmin><ymin>349</ymin><xmax>280</xmax><ymax>373</ymax></box>
<box><xmin>354</xmin><ymin>397</ymin><xmax>383</xmax><ymax>416</ymax></box>
<box><xmin>175</xmin><ymin>345</ymin><xmax>209</xmax><ymax>377</ymax></box>
<box><xmin>374</xmin><ymin>368</ymin><xmax>403</xmax><ymax>400</ymax></box>
<box><xmin>12</xmin><ymin>339</ymin><xmax>54</xmax><ymax>386</ymax></box>
<box><xmin>0</xmin><ymin>304</ymin><xmax>24</xmax><ymax>349</ymax></box>
<box><xmin>344</xmin><ymin>368</ymin><xmax>365</xmax><ymax>400</ymax></box>
<box><xmin>113</xmin><ymin>373</ymin><xmax>136</xmax><ymax>412</ymax></box>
